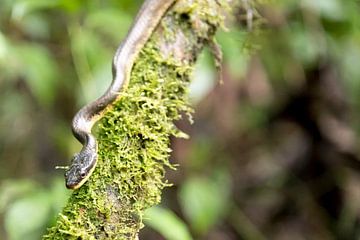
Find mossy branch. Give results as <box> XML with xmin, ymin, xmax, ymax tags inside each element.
<box><xmin>43</xmin><ymin>1</ymin><xmax>227</xmax><ymax>239</ymax></box>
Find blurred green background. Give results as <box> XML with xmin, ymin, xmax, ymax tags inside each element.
<box><xmin>1</xmin><ymin>0</ymin><xmax>360</xmax><ymax>239</ymax></box>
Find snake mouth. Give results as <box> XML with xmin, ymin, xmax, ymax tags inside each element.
<box><xmin>66</xmin><ymin>182</ymin><xmax>79</xmax><ymax>190</ymax></box>
<box><xmin>65</xmin><ymin>173</ymin><xmax>90</xmax><ymax>189</ymax></box>
<box><xmin>66</xmin><ymin>179</ymin><xmax>87</xmax><ymax>190</ymax></box>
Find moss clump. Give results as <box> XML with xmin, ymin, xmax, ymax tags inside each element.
<box><xmin>44</xmin><ymin>39</ymin><xmax>192</xmax><ymax>239</ymax></box>
<box><xmin>43</xmin><ymin>0</ymin><xmax>227</xmax><ymax>239</ymax></box>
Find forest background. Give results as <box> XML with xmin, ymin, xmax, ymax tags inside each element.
<box><xmin>1</xmin><ymin>0</ymin><xmax>360</xmax><ymax>239</ymax></box>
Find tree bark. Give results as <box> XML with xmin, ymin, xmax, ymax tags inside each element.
<box><xmin>43</xmin><ymin>0</ymin><xmax>227</xmax><ymax>239</ymax></box>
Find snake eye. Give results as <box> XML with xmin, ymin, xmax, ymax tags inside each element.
<box><xmin>80</xmin><ymin>172</ymin><xmax>86</xmax><ymax>178</ymax></box>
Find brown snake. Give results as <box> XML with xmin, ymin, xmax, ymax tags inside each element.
<box><xmin>65</xmin><ymin>0</ymin><xmax>176</xmax><ymax>189</ymax></box>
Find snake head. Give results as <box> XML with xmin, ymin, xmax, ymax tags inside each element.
<box><xmin>65</xmin><ymin>149</ymin><xmax>97</xmax><ymax>190</ymax></box>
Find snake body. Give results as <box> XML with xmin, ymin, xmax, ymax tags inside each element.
<box><xmin>65</xmin><ymin>0</ymin><xmax>176</xmax><ymax>189</ymax></box>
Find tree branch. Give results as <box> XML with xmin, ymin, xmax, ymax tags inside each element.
<box><xmin>43</xmin><ymin>0</ymin><xmax>227</xmax><ymax>239</ymax></box>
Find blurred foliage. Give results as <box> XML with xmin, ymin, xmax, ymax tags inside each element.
<box><xmin>179</xmin><ymin>169</ymin><xmax>231</xmax><ymax>235</ymax></box>
<box><xmin>144</xmin><ymin>206</ymin><xmax>193</xmax><ymax>240</ymax></box>
<box><xmin>0</xmin><ymin>178</ymin><xmax>68</xmax><ymax>240</ymax></box>
<box><xmin>1</xmin><ymin>0</ymin><xmax>360</xmax><ymax>239</ymax></box>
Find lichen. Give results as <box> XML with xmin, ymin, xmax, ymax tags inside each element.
<box><xmin>43</xmin><ymin>1</ymin><xmax>227</xmax><ymax>239</ymax></box>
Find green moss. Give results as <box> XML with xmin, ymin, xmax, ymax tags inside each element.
<box><xmin>43</xmin><ymin>1</ymin><xmax>227</xmax><ymax>239</ymax></box>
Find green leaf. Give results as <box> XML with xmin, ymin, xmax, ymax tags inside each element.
<box><xmin>11</xmin><ymin>0</ymin><xmax>60</xmax><ymax>20</ymax></box>
<box><xmin>19</xmin><ymin>14</ymin><xmax>51</xmax><ymax>39</ymax></box>
<box><xmin>50</xmin><ymin>178</ymin><xmax>70</xmax><ymax>212</ymax></box>
<box><xmin>0</xmin><ymin>180</ymin><xmax>37</xmax><ymax>212</ymax></box>
<box><xmin>190</xmin><ymin>49</ymin><xmax>216</xmax><ymax>104</ymax></box>
<box><xmin>289</xmin><ymin>25</ymin><xmax>323</xmax><ymax>65</ymax></box>
<box><xmin>69</xmin><ymin>25</ymin><xmax>111</xmax><ymax>104</ymax></box>
<box><xmin>0</xmin><ymin>31</ymin><xmax>8</xmax><ymax>62</ymax></box>
<box><xmin>179</xmin><ymin>169</ymin><xmax>230</xmax><ymax>235</ymax></box>
<box><xmin>144</xmin><ymin>206</ymin><xmax>193</xmax><ymax>240</ymax></box>
<box><xmin>217</xmin><ymin>29</ymin><xmax>249</xmax><ymax>77</ymax></box>
<box><xmin>5</xmin><ymin>191</ymin><xmax>52</xmax><ymax>240</ymax></box>
<box><xmin>85</xmin><ymin>8</ymin><xmax>132</xmax><ymax>41</ymax></box>
<box><xmin>15</xmin><ymin>43</ymin><xmax>58</xmax><ymax>105</ymax></box>
<box><xmin>47</xmin><ymin>178</ymin><xmax>70</xmax><ymax>225</ymax></box>
<box><xmin>302</xmin><ymin>0</ymin><xmax>343</xmax><ymax>20</ymax></box>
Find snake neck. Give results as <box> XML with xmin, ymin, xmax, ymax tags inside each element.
<box><xmin>72</xmin><ymin>108</ymin><xmax>96</xmax><ymax>144</ymax></box>
<box><xmin>83</xmin><ymin>132</ymin><xmax>97</xmax><ymax>152</ymax></box>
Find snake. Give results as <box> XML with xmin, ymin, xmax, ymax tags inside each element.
<box><xmin>65</xmin><ymin>0</ymin><xmax>176</xmax><ymax>189</ymax></box>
